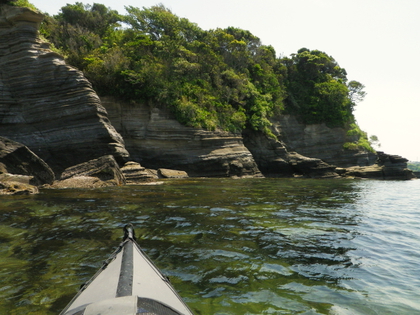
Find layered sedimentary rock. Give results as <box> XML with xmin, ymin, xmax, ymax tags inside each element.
<box><xmin>120</xmin><ymin>161</ymin><xmax>158</xmax><ymax>184</ymax></box>
<box><xmin>0</xmin><ymin>6</ymin><xmax>413</xmax><ymax>181</ymax></box>
<box><xmin>0</xmin><ymin>180</ymin><xmax>38</xmax><ymax>195</ymax></box>
<box><xmin>103</xmin><ymin>97</ymin><xmax>342</xmax><ymax>178</ymax></box>
<box><xmin>101</xmin><ymin>97</ymin><xmax>262</xmax><ymax>177</ymax></box>
<box><xmin>274</xmin><ymin>115</ymin><xmax>377</xmax><ymax>167</ymax></box>
<box><xmin>0</xmin><ymin>6</ymin><xmax>128</xmax><ymax>175</ymax></box>
<box><xmin>242</xmin><ymin>115</ymin><xmax>378</xmax><ymax>177</ymax></box>
<box><xmin>242</xmin><ymin>129</ymin><xmax>294</xmax><ymax>177</ymax></box>
<box><xmin>242</xmin><ymin>129</ymin><xmax>340</xmax><ymax>178</ymax></box>
<box><xmin>47</xmin><ymin>155</ymin><xmax>126</xmax><ymax>188</ymax></box>
<box><xmin>60</xmin><ymin>155</ymin><xmax>125</xmax><ymax>184</ymax></box>
<box><xmin>0</xmin><ymin>136</ymin><xmax>54</xmax><ymax>185</ymax></box>
<box><xmin>345</xmin><ymin>152</ymin><xmax>416</xmax><ymax>180</ymax></box>
<box><xmin>158</xmin><ymin>168</ymin><xmax>189</xmax><ymax>179</ymax></box>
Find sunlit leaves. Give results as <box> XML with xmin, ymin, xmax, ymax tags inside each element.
<box><xmin>124</xmin><ymin>4</ymin><xmax>182</xmax><ymax>41</ymax></box>
<box><xmin>282</xmin><ymin>48</ymin><xmax>363</xmax><ymax>127</ymax></box>
<box><xmin>347</xmin><ymin>80</ymin><xmax>366</xmax><ymax>108</ymax></box>
<box><xmin>344</xmin><ymin>123</ymin><xmax>374</xmax><ymax>152</ymax></box>
<box><xmin>40</xmin><ymin>3</ymin><xmax>363</xmax><ymax>136</ymax></box>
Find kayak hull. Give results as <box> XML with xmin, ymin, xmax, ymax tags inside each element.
<box><xmin>60</xmin><ymin>226</ymin><xmax>194</xmax><ymax>315</ymax></box>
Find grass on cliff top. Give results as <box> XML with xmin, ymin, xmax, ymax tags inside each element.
<box><xmin>7</xmin><ymin>0</ymin><xmax>38</xmax><ymax>11</ymax></box>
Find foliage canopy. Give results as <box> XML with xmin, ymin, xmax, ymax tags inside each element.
<box><xmin>39</xmin><ymin>2</ymin><xmax>367</xmax><ymax>137</ymax></box>
<box><xmin>1</xmin><ymin>0</ymin><xmax>36</xmax><ymax>9</ymax></box>
<box><xmin>282</xmin><ymin>48</ymin><xmax>365</xmax><ymax>127</ymax></box>
<box><xmin>407</xmin><ymin>162</ymin><xmax>420</xmax><ymax>171</ymax></box>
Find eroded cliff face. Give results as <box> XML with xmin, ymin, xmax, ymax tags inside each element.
<box><xmin>0</xmin><ymin>6</ymin><xmax>128</xmax><ymax>174</ymax></box>
<box><xmin>102</xmin><ymin>96</ymin><xmax>347</xmax><ymax>178</ymax></box>
<box><xmin>242</xmin><ymin>114</ymin><xmax>378</xmax><ymax>177</ymax></box>
<box><xmin>1</xmin><ymin>5</ymin><xmax>412</xmax><ymax>181</ymax></box>
<box><xmin>101</xmin><ymin>97</ymin><xmax>262</xmax><ymax>177</ymax></box>
<box><xmin>272</xmin><ymin>115</ymin><xmax>377</xmax><ymax>167</ymax></box>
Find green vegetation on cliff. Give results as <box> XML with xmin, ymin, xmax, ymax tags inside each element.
<box><xmin>343</xmin><ymin>123</ymin><xmax>374</xmax><ymax>153</ymax></box>
<box><xmin>38</xmin><ymin>2</ymin><xmax>367</xmax><ymax>139</ymax></box>
<box><xmin>1</xmin><ymin>0</ymin><xmax>36</xmax><ymax>10</ymax></box>
<box><xmin>282</xmin><ymin>48</ymin><xmax>366</xmax><ymax>127</ymax></box>
<box><xmin>407</xmin><ymin>162</ymin><xmax>420</xmax><ymax>172</ymax></box>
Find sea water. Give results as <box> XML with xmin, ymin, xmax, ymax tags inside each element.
<box><xmin>0</xmin><ymin>178</ymin><xmax>419</xmax><ymax>314</ymax></box>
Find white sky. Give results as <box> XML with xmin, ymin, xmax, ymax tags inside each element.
<box><xmin>31</xmin><ymin>0</ymin><xmax>420</xmax><ymax>161</ymax></box>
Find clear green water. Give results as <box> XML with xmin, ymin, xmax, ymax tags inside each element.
<box><xmin>0</xmin><ymin>178</ymin><xmax>419</xmax><ymax>314</ymax></box>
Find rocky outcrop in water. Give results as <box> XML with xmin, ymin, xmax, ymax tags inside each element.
<box><xmin>0</xmin><ymin>136</ymin><xmax>54</xmax><ymax>185</ymax></box>
<box><xmin>0</xmin><ymin>5</ymin><xmax>129</xmax><ymax>175</ymax></box>
<box><xmin>121</xmin><ymin>161</ymin><xmax>158</xmax><ymax>184</ymax></box>
<box><xmin>0</xmin><ymin>180</ymin><xmax>38</xmax><ymax>195</ymax></box>
<box><xmin>0</xmin><ymin>136</ymin><xmax>53</xmax><ymax>194</ymax></box>
<box><xmin>47</xmin><ymin>155</ymin><xmax>126</xmax><ymax>188</ymax></box>
<box><xmin>344</xmin><ymin>152</ymin><xmax>416</xmax><ymax>180</ymax></box>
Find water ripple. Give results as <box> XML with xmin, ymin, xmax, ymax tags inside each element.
<box><xmin>1</xmin><ymin>179</ymin><xmax>420</xmax><ymax>314</ymax></box>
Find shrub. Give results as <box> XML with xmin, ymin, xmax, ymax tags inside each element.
<box><xmin>343</xmin><ymin>123</ymin><xmax>374</xmax><ymax>152</ymax></box>
<box><xmin>7</xmin><ymin>0</ymin><xmax>37</xmax><ymax>11</ymax></box>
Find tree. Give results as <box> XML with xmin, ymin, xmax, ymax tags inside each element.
<box><xmin>407</xmin><ymin>162</ymin><xmax>420</xmax><ymax>171</ymax></box>
<box><xmin>369</xmin><ymin>135</ymin><xmax>381</xmax><ymax>150</ymax></box>
<box><xmin>348</xmin><ymin>80</ymin><xmax>366</xmax><ymax>110</ymax></box>
<box><xmin>56</xmin><ymin>2</ymin><xmax>121</xmax><ymax>37</ymax></box>
<box><xmin>124</xmin><ymin>4</ymin><xmax>182</xmax><ymax>41</ymax></box>
<box><xmin>282</xmin><ymin>48</ymin><xmax>359</xmax><ymax>127</ymax></box>
<box><xmin>0</xmin><ymin>0</ymin><xmax>18</xmax><ymax>4</ymax></box>
<box><xmin>41</xmin><ymin>3</ymin><xmax>124</xmax><ymax>69</ymax></box>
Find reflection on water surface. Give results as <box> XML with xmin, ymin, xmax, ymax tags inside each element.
<box><xmin>1</xmin><ymin>178</ymin><xmax>419</xmax><ymax>314</ymax></box>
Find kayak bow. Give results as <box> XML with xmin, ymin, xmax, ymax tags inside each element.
<box><xmin>60</xmin><ymin>224</ymin><xmax>194</xmax><ymax>315</ymax></box>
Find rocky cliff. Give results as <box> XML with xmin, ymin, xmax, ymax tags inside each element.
<box><xmin>102</xmin><ymin>97</ymin><xmax>349</xmax><ymax>179</ymax></box>
<box><xmin>272</xmin><ymin>115</ymin><xmax>377</xmax><ymax>167</ymax></box>
<box><xmin>0</xmin><ymin>5</ymin><xmax>414</xmax><ymax>184</ymax></box>
<box><xmin>0</xmin><ymin>5</ymin><xmax>128</xmax><ymax>175</ymax></box>
<box><xmin>242</xmin><ymin>129</ymin><xmax>339</xmax><ymax>178</ymax></box>
<box><xmin>101</xmin><ymin>97</ymin><xmax>262</xmax><ymax>177</ymax></box>
<box><xmin>102</xmin><ymin>95</ymin><xmax>415</xmax><ymax>180</ymax></box>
